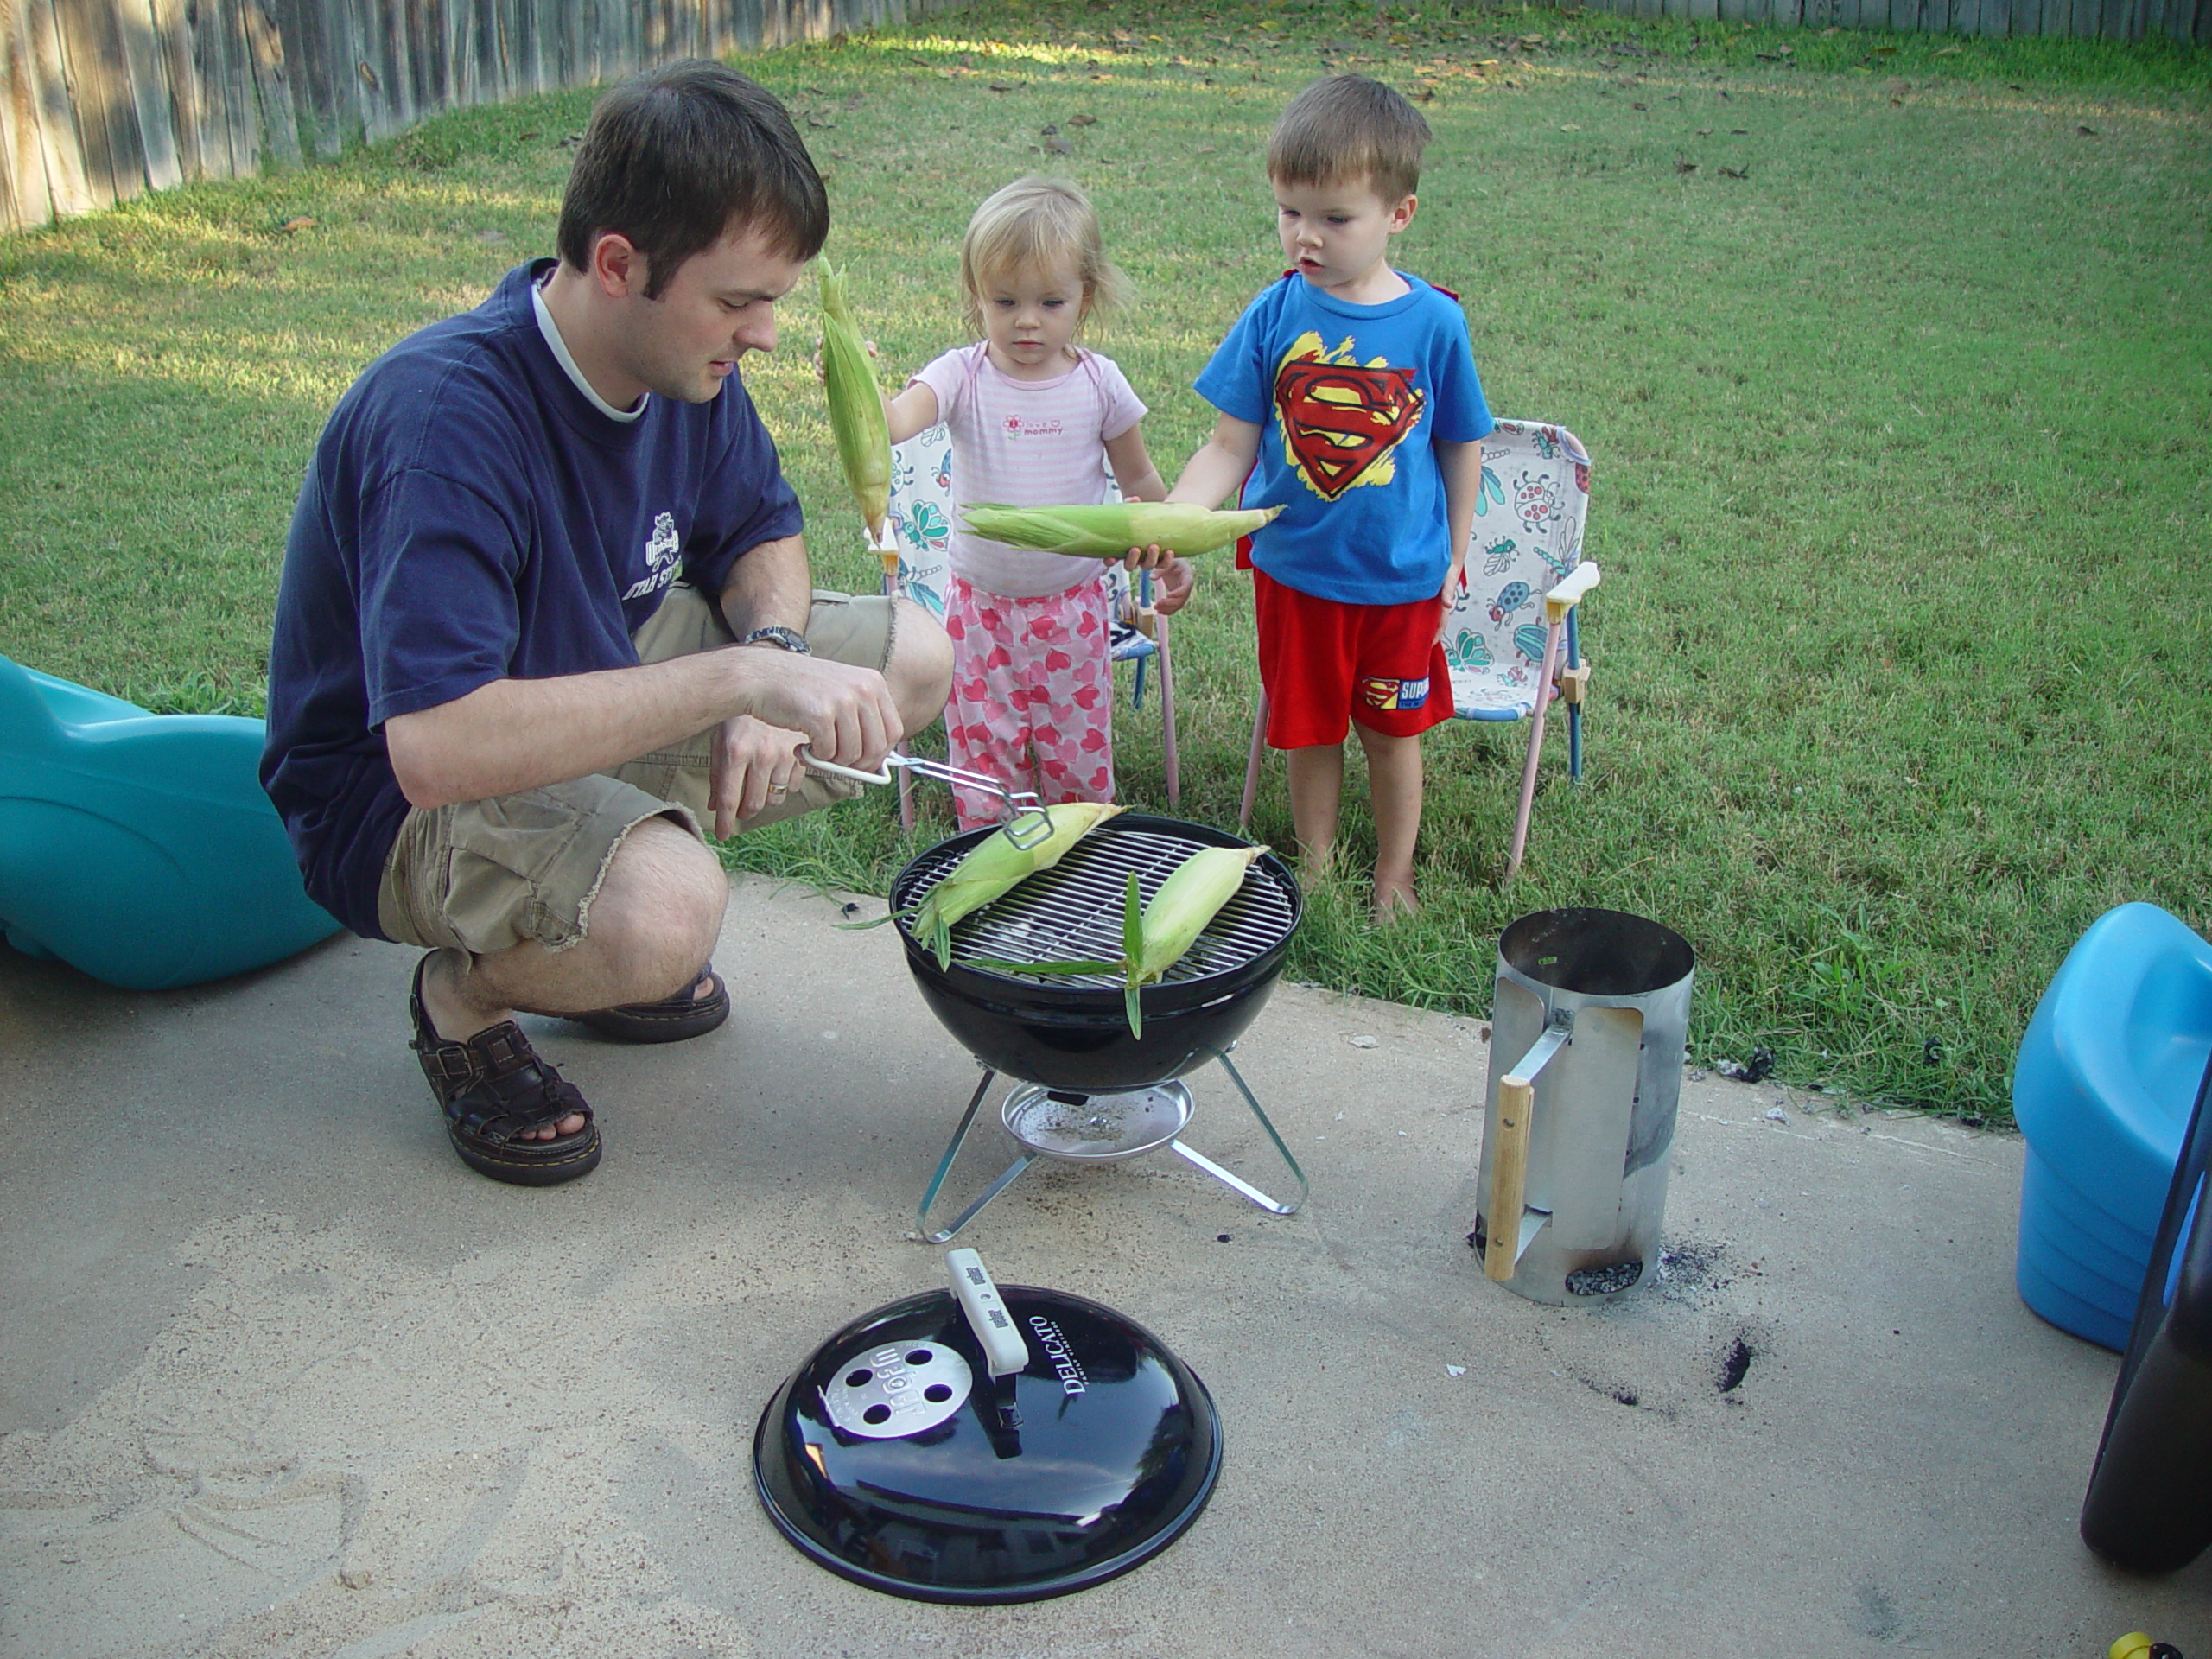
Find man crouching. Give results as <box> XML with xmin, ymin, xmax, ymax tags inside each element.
<box><xmin>261</xmin><ymin>60</ymin><xmax>952</xmax><ymax>1185</ymax></box>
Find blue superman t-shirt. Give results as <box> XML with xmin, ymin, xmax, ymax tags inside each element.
<box><xmin>1194</xmin><ymin>272</ymin><xmax>1492</xmax><ymax>606</ymax></box>
<box><xmin>261</xmin><ymin>260</ymin><xmax>803</xmax><ymax>940</ymax></box>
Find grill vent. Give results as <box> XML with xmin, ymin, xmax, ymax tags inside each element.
<box><xmin>895</xmin><ymin>825</ymin><xmax>1297</xmax><ymax>989</ymax></box>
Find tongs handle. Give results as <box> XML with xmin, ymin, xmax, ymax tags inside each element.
<box><xmin>794</xmin><ymin>746</ymin><xmax>1055</xmax><ymax>849</ymax></box>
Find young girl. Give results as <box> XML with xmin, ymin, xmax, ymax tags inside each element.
<box><xmin>883</xmin><ymin>175</ymin><xmax>1185</xmax><ymax>830</ymax></box>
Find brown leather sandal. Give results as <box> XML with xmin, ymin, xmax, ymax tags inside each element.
<box><xmin>409</xmin><ymin>954</ymin><xmax>601</xmax><ymax>1185</ymax></box>
<box><xmin>570</xmin><ymin>965</ymin><xmax>730</xmax><ymax>1045</ymax></box>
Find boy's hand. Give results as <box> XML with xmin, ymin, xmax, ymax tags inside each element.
<box><xmin>1151</xmin><ymin>556</ymin><xmax>1194</xmax><ymax>616</ymax></box>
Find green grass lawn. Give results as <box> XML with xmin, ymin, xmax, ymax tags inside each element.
<box><xmin>2</xmin><ymin>0</ymin><xmax>2206</xmax><ymax>1121</ymax></box>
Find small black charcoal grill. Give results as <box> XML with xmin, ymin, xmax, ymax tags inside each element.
<box><xmin>890</xmin><ymin>814</ymin><xmax>1307</xmax><ymax>1242</ymax></box>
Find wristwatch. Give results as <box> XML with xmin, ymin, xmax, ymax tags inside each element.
<box><xmin>739</xmin><ymin>625</ymin><xmax>811</xmax><ymax>656</ymax></box>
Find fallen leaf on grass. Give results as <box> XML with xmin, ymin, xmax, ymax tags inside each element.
<box><xmin>1632</xmin><ymin>101</ymin><xmax>1649</xmax><ymax>111</ymax></box>
<box><xmin>2077</xmin><ymin>124</ymin><xmax>2098</xmax><ymax>136</ymax></box>
<box><xmin>1067</xmin><ymin>111</ymin><xmax>1097</xmax><ymax>126</ymax></box>
<box><xmin>276</xmin><ymin>215</ymin><xmax>316</xmax><ymax>233</ymax></box>
<box><xmin>1719</xmin><ymin>165</ymin><xmax>1749</xmax><ymax>179</ymax></box>
<box><xmin>1695</xmin><ymin>127</ymin><xmax>1713</xmax><ymax>137</ymax></box>
<box><xmin>1675</xmin><ymin>160</ymin><xmax>1697</xmax><ymax>173</ymax></box>
<box><xmin>1559</xmin><ymin>124</ymin><xmax>1581</xmax><ymax>132</ymax></box>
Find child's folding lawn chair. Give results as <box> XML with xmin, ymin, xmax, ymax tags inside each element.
<box><xmin>1236</xmin><ymin>419</ymin><xmax>1600</xmax><ymax>883</ymax></box>
<box><xmin>882</xmin><ymin>424</ymin><xmax>1179</xmax><ymax>830</ymax></box>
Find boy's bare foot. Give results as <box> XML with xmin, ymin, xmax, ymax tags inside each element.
<box><xmin>1297</xmin><ymin>842</ymin><xmax>1337</xmax><ymax>890</ymax></box>
<box><xmin>1374</xmin><ymin>879</ymin><xmax>1420</xmax><ymax>922</ymax></box>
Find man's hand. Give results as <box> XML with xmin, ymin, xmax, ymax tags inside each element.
<box><xmin>707</xmin><ymin>715</ymin><xmax>808</xmax><ymax>837</ymax></box>
<box><xmin>733</xmin><ymin>648</ymin><xmax>902</xmax><ymax>774</ymax></box>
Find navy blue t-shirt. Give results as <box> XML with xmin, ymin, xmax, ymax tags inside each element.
<box><xmin>261</xmin><ymin>260</ymin><xmax>804</xmax><ymax>940</ymax></box>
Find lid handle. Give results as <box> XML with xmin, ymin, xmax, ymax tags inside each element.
<box><xmin>946</xmin><ymin>1248</ymin><xmax>1030</xmax><ymax>1379</ymax></box>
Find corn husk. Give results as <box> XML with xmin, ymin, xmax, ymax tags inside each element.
<box><xmin>1131</xmin><ymin>844</ymin><xmax>1269</xmax><ymax>983</ymax></box>
<box><xmin>960</xmin><ymin>501</ymin><xmax>1282</xmax><ymax>559</ymax></box>
<box><xmin>971</xmin><ymin>842</ymin><xmax>1270</xmax><ymax>1038</ymax></box>
<box><xmin>818</xmin><ymin>263</ymin><xmax>891</xmax><ymax>539</ymax></box>
<box><xmin>911</xmin><ymin>801</ymin><xmax>1122</xmax><ymax>969</ymax></box>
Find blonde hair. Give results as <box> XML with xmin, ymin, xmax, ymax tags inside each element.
<box><xmin>1268</xmin><ymin>75</ymin><xmax>1432</xmax><ymax>204</ymax></box>
<box><xmin>957</xmin><ymin>175</ymin><xmax>1129</xmax><ymax>342</ymax></box>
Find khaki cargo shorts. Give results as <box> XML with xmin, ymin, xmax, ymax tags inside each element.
<box><xmin>375</xmin><ymin>586</ymin><xmax>895</xmax><ymax>956</ymax></box>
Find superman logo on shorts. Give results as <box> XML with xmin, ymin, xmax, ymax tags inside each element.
<box><xmin>1361</xmin><ymin>676</ymin><xmax>1431</xmax><ymax>712</ymax></box>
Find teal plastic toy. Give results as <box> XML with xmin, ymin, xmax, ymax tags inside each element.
<box><xmin>0</xmin><ymin>654</ymin><xmax>341</xmax><ymax>990</ymax></box>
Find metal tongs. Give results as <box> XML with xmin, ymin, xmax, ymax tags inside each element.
<box><xmin>797</xmin><ymin>746</ymin><xmax>1056</xmax><ymax>849</ymax></box>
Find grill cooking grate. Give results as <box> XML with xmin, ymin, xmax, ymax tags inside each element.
<box><xmin>895</xmin><ymin>825</ymin><xmax>1296</xmax><ymax>989</ymax></box>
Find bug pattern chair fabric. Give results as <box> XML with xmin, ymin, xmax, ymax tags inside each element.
<box><xmin>885</xmin><ymin>426</ymin><xmax>1179</xmax><ymax>815</ymax></box>
<box><xmin>1237</xmin><ymin>419</ymin><xmax>1599</xmax><ymax>881</ymax></box>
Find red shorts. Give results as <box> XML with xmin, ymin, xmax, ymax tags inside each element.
<box><xmin>1252</xmin><ymin>567</ymin><xmax>1456</xmax><ymax>749</ymax></box>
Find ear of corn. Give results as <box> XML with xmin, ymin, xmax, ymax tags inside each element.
<box><xmin>912</xmin><ymin>801</ymin><xmax>1122</xmax><ymax>969</ymax></box>
<box><xmin>971</xmin><ymin>844</ymin><xmax>1270</xmax><ymax>1039</ymax></box>
<box><xmin>960</xmin><ymin>502</ymin><xmax>1283</xmax><ymax>559</ymax></box>
<box><xmin>1133</xmin><ymin>844</ymin><xmax>1269</xmax><ymax>985</ymax></box>
<box><xmin>818</xmin><ymin>263</ymin><xmax>892</xmax><ymax>541</ymax></box>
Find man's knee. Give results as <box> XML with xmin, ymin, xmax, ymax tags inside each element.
<box><xmin>885</xmin><ymin>597</ymin><xmax>954</xmax><ymax>736</ymax></box>
<box><xmin>589</xmin><ymin>816</ymin><xmax>727</xmax><ymax>971</ymax></box>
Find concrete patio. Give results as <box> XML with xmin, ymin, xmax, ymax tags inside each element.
<box><xmin>2</xmin><ymin>874</ymin><xmax>2203</xmax><ymax>1658</ymax></box>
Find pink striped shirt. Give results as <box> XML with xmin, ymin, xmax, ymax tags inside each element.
<box><xmin>912</xmin><ymin>343</ymin><xmax>1147</xmax><ymax>599</ymax></box>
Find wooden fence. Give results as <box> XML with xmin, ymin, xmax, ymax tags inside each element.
<box><xmin>3</xmin><ymin>0</ymin><xmax>2202</xmax><ymax>235</ymax></box>
<box><xmin>1578</xmin><ymin>0</ymin><xmax>2206</xmax><ymax>40</ymax></box>
<box><xmin>0</xmin><ymin>0</ymin><xmax>942</xmax><ymax>233</ymax></box>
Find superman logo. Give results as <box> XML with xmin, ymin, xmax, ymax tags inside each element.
<box><xmin>1360</xmin><ymin>675</ymin><xmax>1430</xmax><ymax>712</ymax></box>
<box><xmin>1274</xmin><ymin>334</ymin><xmax>1425</xmax><ymax>500</ymax></box>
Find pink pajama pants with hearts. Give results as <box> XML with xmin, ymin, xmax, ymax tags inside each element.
<box><xmin>942</xmin><ymin>571</ymin><xmax>1116</xmax><ymax>830</ymax></box>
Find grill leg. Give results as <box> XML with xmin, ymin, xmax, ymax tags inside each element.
<box><xmin>1168</xmin><ymin>1049</ymin><xmax>1309</xmax><ymax>1217</ymax></box>
<box><xmin>917</xmin><ymin>1068</ymin><xmax>1040</xmax><ymax>1243</ymax></box>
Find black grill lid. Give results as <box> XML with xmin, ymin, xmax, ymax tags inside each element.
<box><xmin>753</xmin><ymin>1284</ymin><xmax>1220</xmax><ymax>1604</ymax></box>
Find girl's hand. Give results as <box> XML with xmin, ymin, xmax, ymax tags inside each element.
<box><xmin>811</xmin><ymin>336</ymin><xmax>879</xmax><ymax>383</ymax></box>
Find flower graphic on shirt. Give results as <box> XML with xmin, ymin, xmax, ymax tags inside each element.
<box><xmin>1272</xmin><ymin>331</ymin><xmax>1424</xmax><ymax>501</ymax></box>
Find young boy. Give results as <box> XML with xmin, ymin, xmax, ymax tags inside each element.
<box><xmin>1163</xmin><ymin>74</ymin><xmax>1491</xmax><ymax>916</ymax></box>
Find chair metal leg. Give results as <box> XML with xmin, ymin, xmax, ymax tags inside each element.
<box><xmin>1504</xmin><ymin>622</ymin><xmax>1565</xmax><ymax>883</ymax></box>
<box><xmin>1157</xmin><ymin>613</ymin><xmax>1179</xmax><ymax>809</ymax></box>
<box><xmin>882</xmin><ymin>548</ymin><xmax>918</xmax><ymax>834</ymax></box>
<box><xmin>1238</xmin><ymin>690</ymin><xmax>1268</xmax><ymax>831</ymax></box>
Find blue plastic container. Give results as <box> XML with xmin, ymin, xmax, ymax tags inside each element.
<box><xmin>0</xmin><ymin>654</ymin><xmax>340</xmax><ymax>990</ymax></box>
<box><xmin>2013</xmin><ymin>903</ymin><xmax>2212</xmax><ymax>1350</ymax></box>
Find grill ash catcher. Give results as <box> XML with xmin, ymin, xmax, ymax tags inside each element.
<box><xmin>886</xmin><ymin>814</ymin><xmax>1308</xmax><ymax>1243</ymax></box>
<box><xmin>1475</xmin><ymin>908</ymin><xmax>1695</xmax><ymax>1304</ymax></box>
<box><xmin>753</xmin><ymin>1247</ymin><xmax>1222</xmax><ymax>1602</ymax></box>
